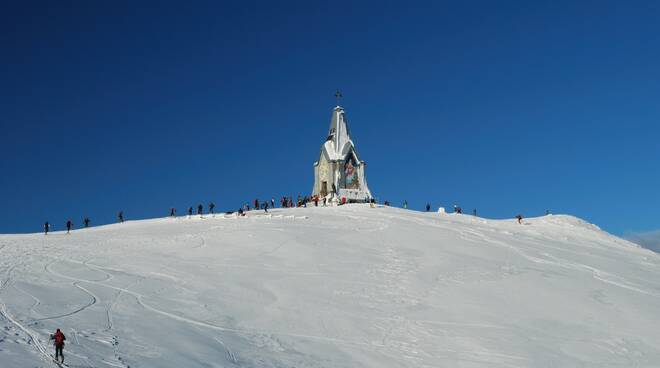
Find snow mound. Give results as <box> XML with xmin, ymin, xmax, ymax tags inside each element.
<box><xmin>538</xmin><ymin>214</ymin><xmax>603</xmax><ymax>232</ymax></box>
<box><xmin>1</xmin><ymin>205</ymin><xmax>659</xmax><ymax>367</ymax></box>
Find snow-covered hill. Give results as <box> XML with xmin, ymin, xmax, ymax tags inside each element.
<box><xmin>1</xmin><ymin>205</ymin><xmax>659</xmax><ymax>367</ymax></box>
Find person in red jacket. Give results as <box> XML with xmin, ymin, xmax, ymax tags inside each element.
<box><xmin>50</xmin><ymin>328</ymin><xmax>66</xmax><ymax>363</ymax></box>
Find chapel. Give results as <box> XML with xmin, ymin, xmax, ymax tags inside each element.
<box><xmin>312</xmin><ymin>105</ymin><xmax>372</xmax><ymax>203</ymax></box>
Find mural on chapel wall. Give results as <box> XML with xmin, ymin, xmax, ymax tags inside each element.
<box><xmin>343</xmin><ymin>154</ymin><xmax>360</xmax><ymax>189</ymax></box>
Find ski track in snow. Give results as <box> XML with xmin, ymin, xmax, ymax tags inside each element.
<box><xmin>446</xmin><ymin>219</ymin><xmax>659</xmax><ymax>298</ymax></box>
<box><xmin>12</xmin><ymin>283</ymin><xmax>42</xmax><ymax>319</ymax></box>
<box><xmin>0</xmin><ymin>302</ymin><xmax>56</xmax><ymax>366</ymax></box>
<box><xmin>214</xmin><ymin>336</ymin><xmax>238</xmax><ymax>364</ymax></box>
<box><xmin>42</xmin><ymin>255</ymin><xmax>479</xmax><ymax>354</ymax></box>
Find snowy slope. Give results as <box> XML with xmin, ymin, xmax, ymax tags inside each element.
<box><xmin>1</xmin><ymin>205</ymin><xmax>660</xmax><ymax>368</ymax></box>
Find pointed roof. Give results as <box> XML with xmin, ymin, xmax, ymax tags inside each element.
<box><xmin>325</xmin><ymin>106</ymin><xmax>354</xmax><ymax>160</ymax></box>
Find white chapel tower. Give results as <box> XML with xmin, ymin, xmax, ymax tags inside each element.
<box><xmin>312</xmin><ymin>104</ymin><xmax>372</xmax><ymax>203</ymax></box>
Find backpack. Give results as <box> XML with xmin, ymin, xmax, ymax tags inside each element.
<box><xmin>55</xmin><ymin>332</ymin><xmax>65</xmax><ymax>345</ymax></box>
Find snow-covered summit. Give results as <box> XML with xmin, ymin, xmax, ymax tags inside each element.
<box><xmin>1</xmin><ymin>205</ymin><xmax>659</xmax><ymax>367</ymax></box>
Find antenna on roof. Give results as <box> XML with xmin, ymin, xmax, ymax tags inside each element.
<box><xmin>334</xmin><ymin>90</ymin><xmax>343</xmax><ymax>106</ymax></box>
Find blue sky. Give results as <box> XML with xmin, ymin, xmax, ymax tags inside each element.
<box><xmin>1</xmin><ymin>1</ymin><xmax>659</xmax><ymax>236</ymax></box>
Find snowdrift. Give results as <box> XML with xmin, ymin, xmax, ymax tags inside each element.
<box><xmin>1</xmin><ymin>205</ymin><xmax>659</xmax><ymax>367</ymax></box>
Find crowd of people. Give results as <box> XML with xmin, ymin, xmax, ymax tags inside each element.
<box><xmin>234</xmin><ymin>194</ymin><xmax>336</xmax><ymax>215</ymax></box>
<box><xmin>43</xmin><ymin>196</ymin><xmax>546</xmax><ymax>234</ymax></box>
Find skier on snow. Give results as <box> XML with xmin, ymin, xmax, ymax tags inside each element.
<box><xmin>197</xmin><ymin>204</ymin><xmax>203</xmax><ymax>216</ymax></box>
<box><xmin>50</xmin><ymin>328</ymin><xmax>66</xmax><ymax>364</ymax></box>
<box><xmin>66</xmin><ymin>220</ymin><xmax>73</xmax><ymax>234</ymax></box>
<box><xmin>426</xmin><ymin>203</ymin><xmax>431</xmax><ymax>212</ymax></box>
<box><xmin>187</xmin><ymin>207</ymin><xmax>193</xmax><ymax>217</ymax></box>
<box><xmin>209</xmin><ymin>202</ymin><xmax>215</xmax><ymax>214</ymax></box>
<box><xmin>44</xmin><ymin>221</ymin><xmax>50</xmax><ymax>235</ymax></box>
<box><xmin>83</xmin><ymin>217</ymin><xmax>90</xmax><ymax>228</ymax></box>
<box><xmin>516</xmin><ymin>214</ymin><xmax>523</xmax><ymax>224</ymax></box>
<box><xmin>118</xmin><ymin>211</ymin><xmax>124</xmax><ymax>223</ymax></box>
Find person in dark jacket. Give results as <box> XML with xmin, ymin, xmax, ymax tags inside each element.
<box><xmin>118</xmin><ymin>211</ymin><xmax>124</xmax><ymax>223</ymax></box>
<box><xmin>170</xmin><ymin>207</ymin><xmax>176</xmax><ymax>217</ymax></box>
<box><xmin>44</xmin><ymin>221</ymin><xmax>50</xmax><ymax>235</ymax></box>
<box><xmin>197</xmin><ymin>204</ymin><xmax>203</xmax><ymax>216</ymax></box>
<box><xmin>66</xmin><ymin>220</ymin><xmax>73</xmax><ymax>234</ymax></box>
<box><xmin>209</xmin><ymin>202</ymin><xmax>215</xmax><ymax>214</ymax></box>
<box><xmin>516</xmin><ymin>214</ymin><xmax>523</xmax><ymax>224</ymax></box>
<box><xmin>426</xmin><ymin>203</ymin><xmax>431</xmax><ymax>212</ymax></box>
<box><xmin>188</xmin><ymin>207</ymin><xmax>193</xmax><ymax>217</ymax></box>
<box><xmin>50</xmin><ymin>328</ymin><xmax>66</xmax><ymax>363</ymax></box>
<box><xmin>83</xmin><ymin>217</ymin><xmax>90</xmax><ymax>228</ymax></box>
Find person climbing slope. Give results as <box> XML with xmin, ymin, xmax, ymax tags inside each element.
<box><xmin>50</xmin><ymin>328</ymin><xmax>66</xmax><ymax>364</ymax></box>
